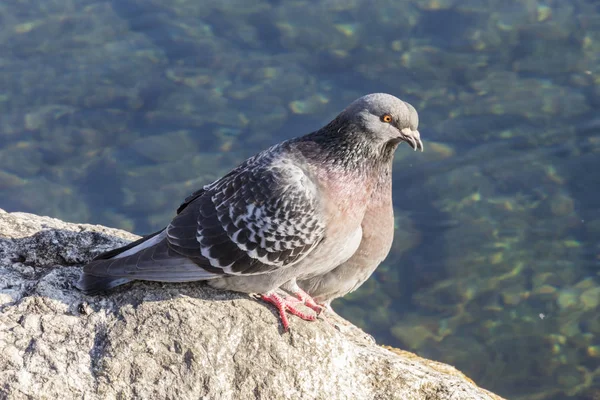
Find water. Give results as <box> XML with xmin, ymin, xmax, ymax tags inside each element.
<box><xmin>1</xmin><ymin>1</ymin><xmax>599</xmax><ymax>398</ymax></box>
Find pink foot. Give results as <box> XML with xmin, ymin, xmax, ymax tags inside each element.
<box><xmin>292</xmin><ymin>288</ymin><xmax>325</xmax><ymax>314</ymax></box>
<box><xmin>261</xmin><ymin>292</ymin><xmax>316</xmax><ymax>332</ymax></box>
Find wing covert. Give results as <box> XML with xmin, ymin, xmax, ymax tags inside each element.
<box><xmin>167</xmin><ymin>156</ymin><xmax>325</xmax><ymax>275</ymax></box>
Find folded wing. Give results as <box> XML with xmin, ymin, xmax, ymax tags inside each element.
<box><xmin>78</xmin><ymin>153</ymin><xmax>326</xmax><ymax>293</ymax></box>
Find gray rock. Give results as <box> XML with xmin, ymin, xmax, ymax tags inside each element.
<box><xmin>0</xmin><ymin>209</ymin><xmax>504</xmax><ymax>400</ymax></box>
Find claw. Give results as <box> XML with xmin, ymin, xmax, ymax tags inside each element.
<box><xmin>292</xmin><ymin>289</ymin><xmax>325</xmax><ymax>314</ymax></box>
<box><xmin>281</xmin><ymin>281</ymin><xmax>326</xmax><ymax>315</ymax></box>
<box><xmin>261</xmin><ymin>292</ymin><xmax>316</xmax><ymax>332</ymax></box>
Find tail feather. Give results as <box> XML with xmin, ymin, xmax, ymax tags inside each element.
<box><xmin>76</xmin><ymin>274</ymin><xmax>133</xmax><ymax>294</ymax></box>
<box><xmin>93</xmin><ymin>229</ymin><xmax>164</xmax><ymax>260</ymax></box>
<box><xmin>77</xmin><ymin>230</ymin><xmax>218</xmax><ymax>294</ymax></box>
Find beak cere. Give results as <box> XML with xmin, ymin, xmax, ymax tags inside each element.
<box><xmin>400</xmin><ymin>128</ymin><xmax>424</xmax><ymax>152</ymax></box>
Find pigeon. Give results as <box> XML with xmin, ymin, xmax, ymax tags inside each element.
<box><xmin>77</xmin><ymin>93</ymin><xmax>423</xmax><ymax>331</ymax></box>
<box><xmin>297</xmin><ymin>97</ymin><xmax>420</xmax><ymax>310</ymax></box>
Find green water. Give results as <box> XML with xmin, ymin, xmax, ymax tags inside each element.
<box><xmin>1</xmin><ymin>1</ymin><xmax>599</xmax><ymax>398</ymax></box>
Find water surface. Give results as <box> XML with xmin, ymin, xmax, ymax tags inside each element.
<box><xmin>1</xmin><ymin>1</ymin><xmax>599</xmax><ymax>398</ymax></box>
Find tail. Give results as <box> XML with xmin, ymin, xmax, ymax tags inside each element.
<box><xmin>77</xmin><ymin>229</ymin><xmax>217</xmax><ymax>294</ymax></box>
<box><xmin>76</xmin><ymin>229</ymin><xmax>165</xmax><ymax>294</ymax></box>
<box><xmin>76</xmin><ymin>275</ymin><xmax>133</xmax><ymax>294</ymax></box>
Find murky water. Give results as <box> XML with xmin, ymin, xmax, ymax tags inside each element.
<box><xmin>1</xmin><ymin>1</ymin><xmax>599</xmax><ymax>398</ymax></box>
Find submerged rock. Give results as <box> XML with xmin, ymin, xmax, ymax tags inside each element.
<box><xmin>0</xmin><ymin>209</ymin><xmax>502</xmax><ymax>400</ymax></box>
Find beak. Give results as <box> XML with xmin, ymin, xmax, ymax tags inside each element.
<box><xmin>400</xmin><ymin>128</ymin><xmax>424</xmax><ymax>152</ymax></box>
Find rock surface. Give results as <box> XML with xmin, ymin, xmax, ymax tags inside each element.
<box><xmin>0</xmin><ymin>209</ymin><xmax>504</xmax><ymax>400</ymax></box>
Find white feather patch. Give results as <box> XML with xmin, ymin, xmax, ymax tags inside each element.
<box><xmin>111</xmin><ymin>230</ymin><xmax>167</xmax><ymax>259</ymax></box>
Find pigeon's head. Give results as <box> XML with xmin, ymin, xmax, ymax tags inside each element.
<box><xmin>341</xmin><ymin>93</ymin><xmax>423</xmax><ymax>152</ymax></box>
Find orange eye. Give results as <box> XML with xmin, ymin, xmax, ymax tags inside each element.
<box><xmin>381</xmin><ymin>114</ymin><xmax>393</xmax><ymax>123</ymax></box>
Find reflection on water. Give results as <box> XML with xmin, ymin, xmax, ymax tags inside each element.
<box><xmin>1</xmin><ymin>1</ymin><xmax>599</xmax><ymax>398</ymax></box>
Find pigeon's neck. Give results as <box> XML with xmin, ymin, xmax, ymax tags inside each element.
<box><xmin>288</xmin><ymin>130</ymin><xmax>395</xmax><ymax>209</ymax></box>
<box><xmin>370</xmin><ymin>160</ymin><xmax>393</xmax><ymax>203</ymax></box>
<box><xmin>293</xmin><ymin>126</ymin><xmax>397</xmax><ymax>181</ymax></box>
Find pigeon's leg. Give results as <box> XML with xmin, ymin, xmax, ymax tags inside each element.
<box><xmin>261</xmin><ymin>292</ymin><xmax>316</xmax><ymax>332</ymax></box>
<box><xmin>293</xmin><ymin>289</ymin><xmax>325</xmax><ymax>314</ymax></box>
<box><xmin>282</xmin><ymin>281</ymin><xmax>325</xmax><ymax>314</ymax></box>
